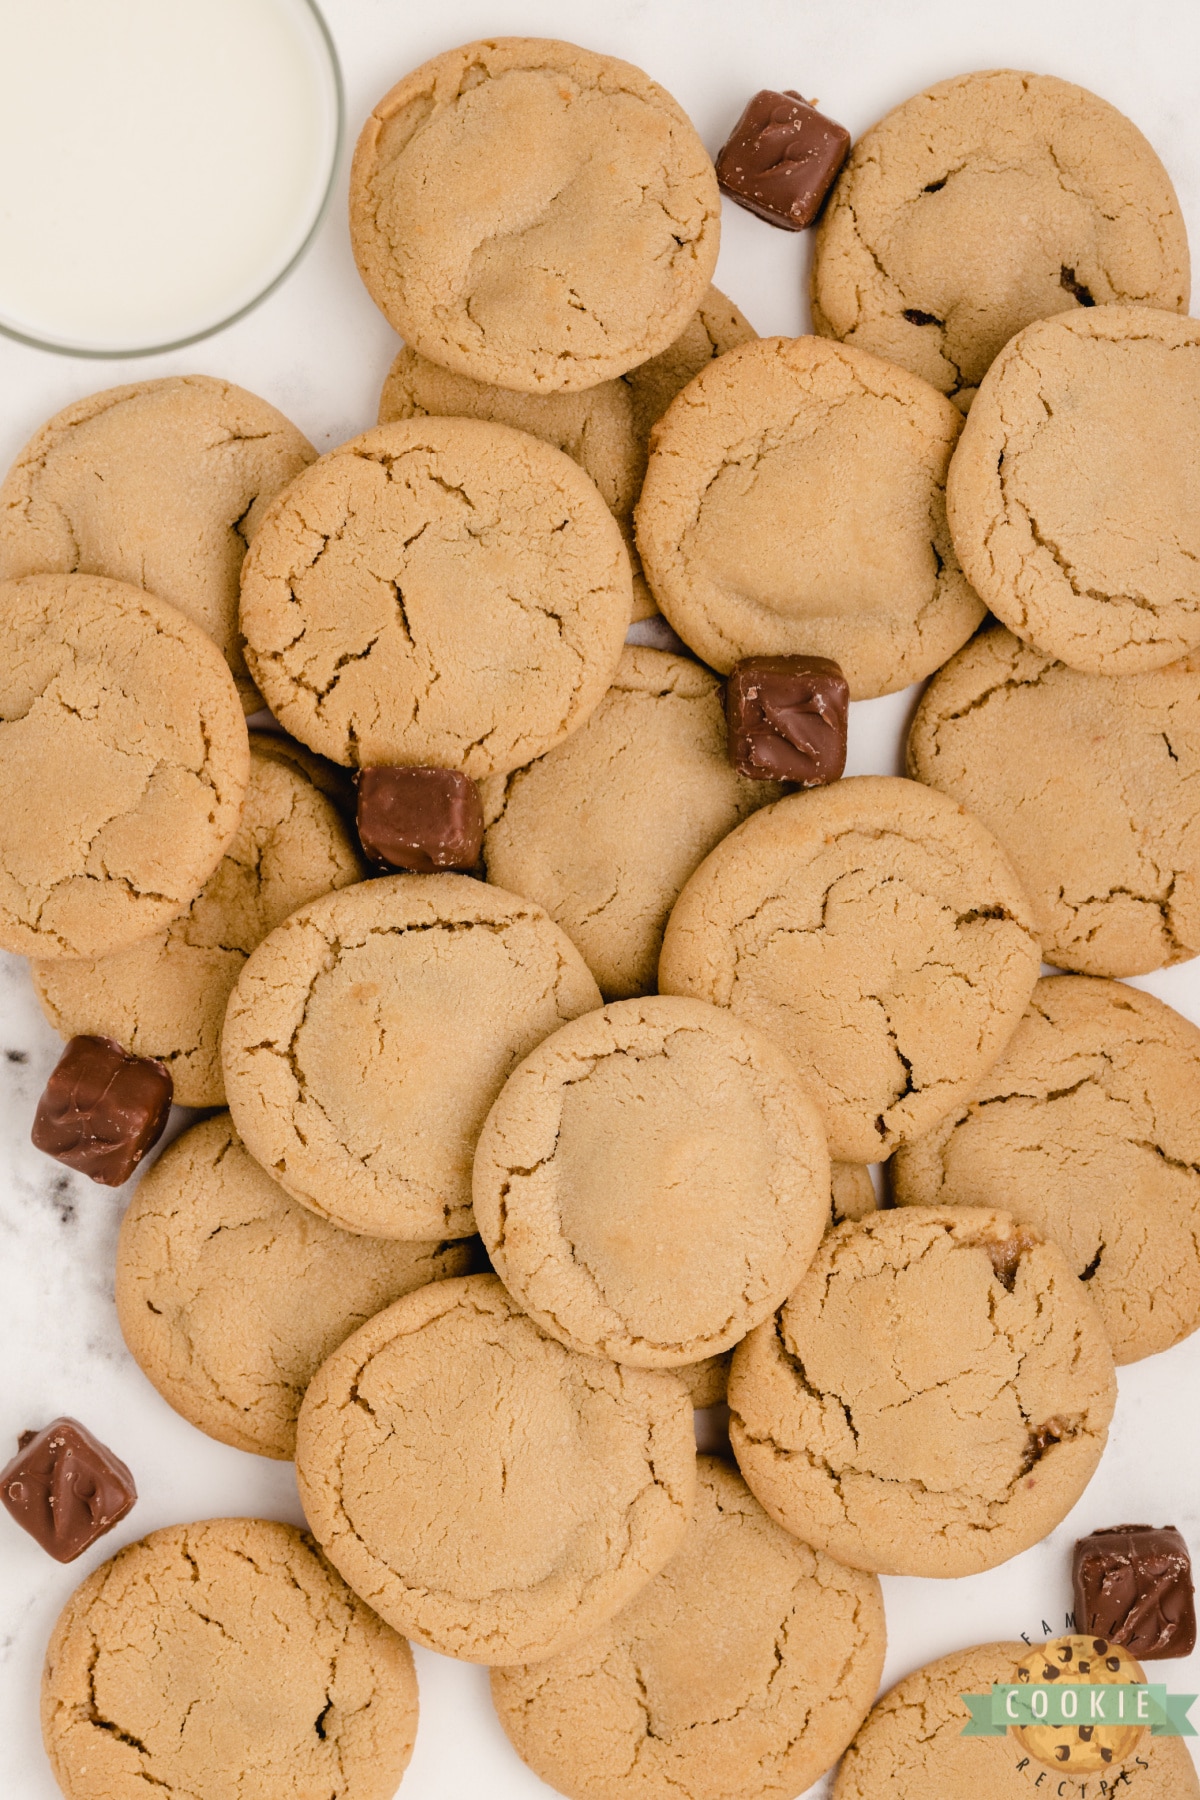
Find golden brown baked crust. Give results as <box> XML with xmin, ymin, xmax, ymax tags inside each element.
<box><xmin>295</xmin><ymin>1274</ymin><xmax>696</xmax><ymax>1663</ymax></box>
<box><xmin>813</xmin><ymin>70</ymin><xmax>1189</xmax><ymax>408</ymax></box>
<box><xmin>350</xmin><ymin>38</ymin><xmax>721</xmax><ymax>392</ymax></box>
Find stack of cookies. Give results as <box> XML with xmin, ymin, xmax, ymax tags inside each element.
<box><xmin>2</xmin><ymin>35</ymin><xmax>1200</xmax><ymax>1800</ymax></box>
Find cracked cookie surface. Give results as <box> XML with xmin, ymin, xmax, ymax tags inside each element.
<box><xmin>350</xmin><ymin>37</ymin><xmax>721</xmax><ymax>393</ymax></box>
<box><xmin>115</xmin><ymin>1113</ymin><xmax>472</xmax><ymax>1458</ymax></box>
<box><xmin>833</xmin><ymin>1639</ymin><xmax>1199</xmax><ymax>1798</ymax></box>
<box><xmin>295</xmin><ymin>1273</ymin><xmax>696</xmax><ymax>1663</ymax></box>
<box><xmin>0</xmin><ymin>572</ymin><xmax>248</xmax><ymax>961</ymax></box>
<box><xmin>728</xmin><ymin>1207</ymin><xmax>1117</xmax><ymax>1578</ymax></box>
<box><xmin>239</xmin><ymin>417</ymin><xmax>631</xmax><ymax>775</ymax></box>
<box><xmin>41</xmin><ymin>1516</ymin><xmax>419</xmax><ymax>1800</ymax></box>
<box><xmin>677</xmin><ymin>1164</ymin><xmax>878</xmax><ymax>1410</ymax></box>
<box><xmin>492</xmin><ymin>1454</ymin><xmax>885</xmax><ymax>1800</ymax></box>
<box><xmin>908</xmin><ymin>625</ymin><xmax>1200</xmax><ymax>975</ymax></box>
<box><xmin>0</xmin><ymin>375</ymin><xmax>315</xmax><ymax>713</ymax></box>
<box><xmin>32</xmin><ymin>736</ymin><xmax>363</xmax><ymax>1107</ymax></box>
<box><xmin>634</xmin><ymin>336</ymin><xmax>984</xmax><ymax>696</ymax></box>
<box><xmin>812</xmin><ymin>70</ymin><xmax>1188</xmax><ymax>410</ymax></box>
<box><xmin>948</xmin><ymin>306</ymin><xmax>1200</xmax><ymax>673</ymax></box>
<box><xmin>893</xmin><ymin>976</ymin><xmax>1200</xmax><ymax>1365</ymax></box>
<box><xmin>378</xmin><ymin>286</ymin><xmax>756</xmax><ymax>623</ymax></box>
<box><xmin>658</xmin><ymin>775</ymin><xmax>1041</xmax><ymax>1162</ymax></box>
<box><xmin>481</xmin><ymin>646</ymin><xmax>780</xmax><ymax>1000</ymax></box>
<box><xmin>221</xmin><ymin>874</ymin><xmax>600</xmax><ymax>1239</ymax></box>
<box><xmin>473</xmin><ymin>995</ymin><xmax>831</xmax><ymax>1366</ymax></box>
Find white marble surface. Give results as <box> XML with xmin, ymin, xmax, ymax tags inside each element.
<box><xmin>4</xmin><ymin>0</ymin><xmax>1200</xmax><ymax>1794</ymax></box>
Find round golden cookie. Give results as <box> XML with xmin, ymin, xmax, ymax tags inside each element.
<box><xmin>908</xmin><ymin>626</ymin><xmax>1200</xmax><ymax>975</ymax></box>
<box><xmin>115</xmin><ymin>1113</ymin><xmax>473</xmax><ymax>1459</ymax></box>
<box><xmin>32</xmin><ymin>736</ymin><xmax>363</xmax><ymax>1107</ymax></box>
<box><xmin>473</xmin><ymin>995</ymin><xmax>831</xmax><ymax>1366</ymax></box>
<box><xmin>893</xmin><ymin>976</ymin><xmax>1200</xmax><ymax>1365</ymax></box>
<box><xmin>0</xmin><ymin>376</ymin><xmax>315</xmax><ymax>712</ymax></box>
<box><xmin>491</xmin><ymin>1455</ymin><xmax>886</xmax><ymax>1800</ymax></box>
<box><xmin>377</xmin><ymin>286</ymin><xmax>757</xmax><ymax>624</ymax></box>
<box><xmin>481</xmin><ymin>646</ymin><xmax>780</xmax><ymax>999</ymax></box>
<box><xmin>41</xmin><ymin>1517</ymin><xmax>419</xmax><ymax>1800</ymax></box>
<box><xmin>677</xmin><ymin>1164</ymin><xmax>877</xmax><ymax>1410</ymax></box>
<box><xmin>222</xmin><ymin>874</ymin><xmax>601</xmax><ymax>1240</ymax></box>
<box><xmin>1011</xmin><ymin>1636</ymin><xmax>1147</xmax><ymax>1776</ymax></box>
<box><xmin>948</xmin><ymin>306</ymin><xmax>1200</xmax><ymax>674</ymax></box>
<box><xmin>295</xmin><ymin>1273</ymin><xmax>696</xmax><ymax>1664</ymax></box>
<box><xmin>633</xmin><ymin>336</ymin><xmax>984</xmax><ymax>697</ymax></box>
<box><xmin>728</xmin><ymin>1207</ymin><xmax>1117</xmax><ymax>1579</ymax></box>
<box><xmin>833</xmin><ymin>1640</ymin><xmax>1197</xmax><ymax>1799</ymax></box>
<box><xmin>0</xmin><ymin>573</ymin><xmax>248</xmax><ymax>961</ymax></box>
<box><xmin>239</xmin><ymin>417</ymin><xmax>631</xmax><ymax>776</ymax></box>
<box><xmin>812</xmin><ymin>70</ymin><xmax>1189</xmax><ymax>410</ymax></box>
<box><xmin>658</xmin><ymin>776</ymin><xmax>1041</xmax><ymax>1163</ymax></box>
<box><xmin>350</xmin><ymin>38</ymin><xmax>721</xmax><ymax>394</ymax></box>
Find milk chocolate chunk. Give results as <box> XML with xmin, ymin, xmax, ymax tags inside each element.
<box><xmin>0</xmin><ymin>1418</ymin><xmax>136</xmax><ymax>1561</ymax></box>
<box><xmin>1074</xmin><ymin>1525</ymin><xmax>1196</xmax><ymax>1659</ymax></box>
<box><xmin>725</xmin><ymin>656</ymin><xmax>849</xmax><ymax>783</ymax></box>
<box><xmin>356</xmin><ymin>766</ymin><xmax>484</xmax><ymax>873</ymax></box>
<box><xmin>715</xmin><ymin>89</ymin><xmax>851</xmax><ymax>230</ymax></box>
<box><xmin>31</xmin><ymin>1036</ymin><xmax>172</xmax><ymax>1186</ymax></box>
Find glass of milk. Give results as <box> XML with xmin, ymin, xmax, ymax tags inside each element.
<box><xmin>0</xmin><ymin>0</ymin><xmax>342</xmax><ymax>355</ymax></box>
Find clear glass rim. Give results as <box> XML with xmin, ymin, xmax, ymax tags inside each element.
<box><xmin>0</xmin><ymin>0</ymin><xmax>344</xmax><ymax>361</ymax></box>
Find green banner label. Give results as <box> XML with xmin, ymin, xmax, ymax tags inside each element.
<box><xmin>961</xmin><ymin>1683</ymin><xmax>1197</xmax><ymax>1737</ymax></box>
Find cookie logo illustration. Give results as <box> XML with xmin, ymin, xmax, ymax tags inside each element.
<box><xmin>1012</xmin><ymin>1635</ymin><xmax>1146</xmax><ymax>1773</ymax></box>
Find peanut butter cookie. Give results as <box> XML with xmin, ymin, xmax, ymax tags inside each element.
<box><xmin>659</xmin><ymin>776</ymin><xmax>1041</xmax><ymax>1162</ymax></box>
<box><xmin>635</xmin><ymin>336</ymin><xmax>984</xmax><ymax>696</ymax></box>
<box><xmin>813</xmin><ymin>70</ymin><xmax>1188</xmax><ymax>409</ymax></box>
<box><xmin>0</xmin><ymin>572</ymin><xmax>248</xmax><ymax>961</ymax></box>
<box><xmin>492</xmin><ymin>1455</ymin><xmax>886</xmax><ymax>1800</ymax></box>
<box><xmin>893</xmin><ymin>976</ymin><xmax>1200</xmax><ymax>1364</ymax></box>
<box><xmin>948</xmin><ymin>307</ymin><xmax>1200</xmax><ymax>674</ymax></box>
<box><xmin>295</xmin><ymin>1274</ymin><xmax>695</xmax><ymax>1663</ymax></box>
<box><xmin>239</xmin><ymin>418</ymin><xmax>630</xmax><ymax>775</ymax></box>
<box><xmin>116</xmin><ymin>1114</ymin><xmax>472</xmax><ymax>1458</ymax></box>
<box><xmin>350</xmin><ymin>38</ymin><xmax>721</xmax><ymax>392</ymax></box>
<box><xmin>474</xmin><ymin>995</ymin><xmax>830</xmax><ymax>1366</ymax></box>
<box><xmin>42</xmin><ymin>1517</ymin><xmax>418</xmax><ymax>1800</ymax></box>
<box><xmin>908</xmin><ymin>625</ymin><xmax>1200</xmax><ymax>975</ymax></box>
<box><xmin>833</xmin><ymin>1640</ymin><xmax>1197</xmax><ymax>1798</ymax></box>
<box><xmin>729</xmin><ymin>1208</ymin><xmax>1117</xmax><ymax>1578</ymax></box>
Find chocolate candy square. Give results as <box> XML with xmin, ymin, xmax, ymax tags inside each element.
<box><xmin>0</xmin><ymin>1418</ymin><xmax>136</xmax><ymax>1562</ymax></box>
<box><xmin>715</xmin><ymin>89</ymin><xmax>851</xmax><ymax>231</ymax></box>
<box><xmin>725</xmin><ymin>656</ymin><xmax>849</xmax><ymax>784</ymax></box>
<box><xmin>1074</xmin><ymin>1525</ymin><xmax>1196</xmax><ymax>1659</ymax></box>
<box><xmin>31</xmin><ymin>1036</ymin><xmax>172</xmax><ymax>1186</ymax></box>
<box><xmin>356</xmin><ymin>766</ymin><xmax>484</xmax><ymax>873</ymax></box>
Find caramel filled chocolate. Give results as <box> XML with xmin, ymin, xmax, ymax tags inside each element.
<box><xmin>356</xmin><ymin>766</ymin><xmax>483</xmax><ymax>873</ymax></box>
<box><xmin>1074</xmin><ymin>1524</ymin><xmax>1196</xmax><ymax>1659</ymax></box>
<box><xmin>716</xmin><ymin>88</ymin><xmax>851</xmax><ymax>230</ymax></box>
<box><xmin>725</xmin><ymin>655</ymin><xmax>849</xmax><ymax>784</ymax></box>
<box><xmin>31</xmin><ymin>1036</ymin><xmax>172</xmax><ymax>1186</ymax></box>
<box><xmin>0</xmin><ymin>1418</ymin><xmax>136</xmax><ymax>1562</ymax></box>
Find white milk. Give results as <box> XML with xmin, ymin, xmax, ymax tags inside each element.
<box><xmin>0</xmin><ymin>0</ymin><xmax>339</xmax><ymax>353</ymax></box>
